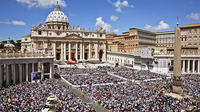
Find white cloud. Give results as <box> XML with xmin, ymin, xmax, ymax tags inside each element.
<box><xmin>108</xmin><ymin>0</ymin><xmax>134</xmax><ymax>12</ymax></box>
<box><xmin>0</xmin><ymin>20</ymin><xmax>26</xmax><ymax>26</ymax></box>
<box><xmin>144</xmin><ymin>20</ymin><xmax>170</xmax><ymax>31</ymax></box>
<box><xmin>113</xmin><ymin>29</ymin><xmax>119</xmax><ymax>33</ymax></box>
<box><xmin>16</xmin><ymin>0</ymin><xmax>66</xmax><ymax>8</ymax></box>
<box><xmin>12</xmin><ymin>21</ymin><xmax>26</xmax><ymax>26</ymax></box>
<box><xmin>186</xmin><ymin>13</ymin><xmax>200</xmax><ymax>20</ymax></box>
<box><xmin>110</xmin><ymin>15</ymin><xmax>119</xmax><ymax>21</ymax></box>
<box><xmin>95</xmin><ymin>17</ymin><xmax>111</xmax><ymax>32</ymax></box>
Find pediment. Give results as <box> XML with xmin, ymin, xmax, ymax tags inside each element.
<box><xmin>65</xmin><ymin>34</ymin><xmax>82</xmax><ymax>39</ymax></box>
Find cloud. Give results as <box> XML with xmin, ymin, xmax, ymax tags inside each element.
<box><xmin>186</xmin><ymin>13</ymin><xmax>200</xmax><ymax>20</ymax></box>
<box><xmin>110</xmin><ymin>15</ymin><xmax>119</xmax><ymax>21</ymax></box>
<box><xmin>144</xmin><ymin>20</ymin><xmax>170</xmax><ymax>31</ymax></box>
<box><xmin>0</xmin><ymin>20</ymin><xmax>26</xmax><ymax>26</ymax></box>
<box><xmin>108</xmin><ymin>0</ymin><xmax>134</xmax><ymax>12</ymax></box>
<box><xmin>95</xmin><ymin>17</ymin><xmax>111</xmax><ymax>32</ymax></box>
<box><xmin>16</xmin><ymin>0</ymin><xmax>66</xmax><ymax>8</ymax></box>
<box><xmin>113</xmin><ymin>29</ymin><xmax>119</xmax><ymax>33</ymax></box>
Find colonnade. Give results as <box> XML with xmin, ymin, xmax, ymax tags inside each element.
<box><xmin>0</xmin><ymin>57</ymin><xmax>54</xmax><ymax>88</ymax></box>
<box><xmin>53</xmin><ymin>42</ymin><xmax>107</xmax><ymax>61</ymax></box>
<box><xmin>181</xmin><ymin>60</ymin><xmax>200</xmax><ymax>73</ymax></box>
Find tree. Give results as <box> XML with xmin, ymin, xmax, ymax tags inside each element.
<box><xmin>16</xmin><ymin>40</ymin><xmax>21</xmax><ymax>50</ymax></box>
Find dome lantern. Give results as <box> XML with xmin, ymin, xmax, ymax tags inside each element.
<box><xmin>54</xmin><ymin>1</ymin><xmax>60</xmax><ymax>11</ymax></box>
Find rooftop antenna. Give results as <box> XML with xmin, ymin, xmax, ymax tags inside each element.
<box><xmin>177</xmin><ymin>16</ymin><xmax>179</xmax><ymax>27</ymax></box>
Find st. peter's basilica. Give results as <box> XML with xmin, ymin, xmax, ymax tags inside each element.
<box><xmin>21</xmin><ymin>2</ymin><xmax>107</xmax><ymax>61</ymax></box>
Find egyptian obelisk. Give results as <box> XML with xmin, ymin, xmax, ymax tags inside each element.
<box><xmin>172</xmin><ymin>17</ymin><xmax>182</xmax><ymax>94</ymax></box>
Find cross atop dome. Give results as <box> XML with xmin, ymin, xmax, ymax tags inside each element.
<box><xmin>54</xmin><ymin>1</ymin><xmax>60</xmax><ymax>11</ymax></box>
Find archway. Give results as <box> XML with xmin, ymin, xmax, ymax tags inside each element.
<box><xmin>84</xmin><ymin>53</ymin><xmax>88</xmax><ymax>60</ymax></box>
<box><xmin>99</xmin><ymin>50</ymin><xmax>103</xmax><ymax>61</ymax></box>
<box><xmin>56</xmin><ymin>53</ymin><xmax>60</xmax><ymax>60</ymax></box>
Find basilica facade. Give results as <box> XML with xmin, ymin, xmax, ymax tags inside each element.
<box><xmin>21</xmin><ymin>3</ymin><xmax>107</xmax><ymax>61</ymax></box>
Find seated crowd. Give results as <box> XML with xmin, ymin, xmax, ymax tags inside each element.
<box><xmin>60</xmin><ymin>66</ymin><xmax>199</xmax><ymax>111</ymax></box>
<box><xmin>0</xmin><ymin>79</ymin><xmax>95</xmax><ymax>112</ymax></box>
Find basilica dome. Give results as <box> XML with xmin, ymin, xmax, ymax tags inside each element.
<box><xmin>46</xmin><ymin>2</ymin><xmax>68</xmax><ymax>23</ymax></box>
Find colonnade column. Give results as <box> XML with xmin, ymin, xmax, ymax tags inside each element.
<box><xmin>53</xmin><ymin>43</ymin><xmax>56</xmax><ymax>60</ymax></box>
<box><xmin>12</xmin><ymin>64</ymin><xmax>16</xmax><ymax>84</ymax></box>
<box><xmin>32</xmin><ymin>63</ymin><xmax>34</xmax><ymax>73</ymax></box>
<box><xmin>75</xmin><ymin>43</ymin><xmax>78</xmax><ymax>60</ymax></box>
<box><xmin>19</xmin><ymin>64</ymin><xmax>22</xmax><ymax>83</ymax></box>
<box><xmin>6</xmin><ymin>64</ymin><xmax>9</xmax><ymax>86</ymax></box>
<box><xmin>88</xmin><ymin>43</ymin><xmax>91</xmax><ymax>60</ymax></box>
<box><xmin>31</xmin><ymin>63</ymin><xmax>34</xmax><ymax>81</ymax></box>
<box><xmin>61</xmin><ymin>43</ymin><xmax>64</xmax><ymax>60</ymax></box>
<box><xmin>80</xmin><ymin>43</ymin><xmax>83</xmax><ymax>60</ymax></box>
<box><xmin>187</xmin><ymin>60</ymin><xmax>190</xmax><ymax>73</ymax></box>
<box><xmin>50</xmin><ymin>63</ymin><xmax>53</xmax><ymax>79</ymax></box>
<box><xmin>83</xmin><ymin>43</ymin><xmax>85</xmax><ymax>60</ymax></box>
<box><xmin>95</xmin><ymin>43</ymin><xmax>98</xmax><ymax>59</ymax></box>
<box><xmin>26</xmin><ymin>63</ymin><xmax>28</xmax><ymax>81</ymax></box>
<box><xmin>68</xmin><ymin>42</ymin><xmax>71</xmax><ymax>61</ymax></box>
<box><xmin>0</xmin><ymin>64</ymin><xmax>2</xmax><ymax>88</ymax></box>
<box><xmin>192</xmin><ymin>60</ymin><xmax>195</xmax><ymax>73</ymax></box>
<box><xmin>64</xmin><ymin>43</ymin><xmax>66</xmax><ymax>60</ymax></box>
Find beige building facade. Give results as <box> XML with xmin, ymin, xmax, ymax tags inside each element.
<box><xmin>153</xmin><ymin>23</ymin><xmax>200</xmax><ymax>74</ymax></box>
<box><xmin>21</xmin><ymin>3</ymin><xmax>107</xmax><ymax>61</ymax></box>
<box><xmin>155</xmin><ymin>31</ymin><xmax>175</xmax><ymax>47</ymax></box>
<box><xmin>107</xmin><ymin>28</ymin><xmax>156</xmax><ymax>53</ymax></box>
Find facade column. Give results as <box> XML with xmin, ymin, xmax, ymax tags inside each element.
<box><xmin>19</xmin><ymin>64</ymin><xmax>22</xmax><ymax>83</ymax></box>
<box><xmin>6</xmin><ymin>64</ymin><xmax>9</xmax><ymax>86</ymax></box>
<box><xmin>53</xmin><ymin>43</ymin><xmax>56</xmax><ymax>60</ymax></box>
<box><xmin>80</xmin><ymin>43</ymin><xmax>83</xmax><ymax>60</ymax></box>
<box><xmin>83</xmin><ymin>43</ymin><xmax>85</xmax><ymax>60</ymax></box>
<box><xmin>61</xmin><ymin>43</ymin><xmax>64</xmax><ymax>60</ymax></box>
<box><xmin>0</xmin><ymin>64</ymin><xmax>2</xmax><ymax>88</ymax></box>
<box><xmin>192</xmin><ymin>60</ymin><xmax>195</xmax><ymax>73</ymax></box>
<box><xmin>182</xmin><ymin>60</ymin><xmax>185</xmax><ymax>73</ymax></box>
<box><xmin>50</xmin><ymin>63</ymin><xmax>53</xmax><ymax>78</ymax></box>
<box><xmin>95</xmin><ymin>43</ymin><xmax>98</xmax><ymax>59</ymax></box>
<box><xmin>88</xmin><ymin>43</ymin><xmax>91</xmax><ymax>60</ymax></box>
<box><xmin>198</xmin><ymin>60</ymin><xmax>200</xmax><ymax>73</ymax></box>
<box><xmin>103</xmin><ymin>43</ymin><xmax>106</xmax><ymax>61</ymax></box>
<box><xmin>68</xmin><ymin>42</ymin><xmax>71</xmax><ymax>61</ymax></box>
<box><xmin>12</xmin><ymin>64</ymin><xmax>16</xmax><ymax>84</ymax></box>
<box><xmin>187</xmin><ymin>60</ymin><xmax>190</xmax><ymax>73</ymax></box>
<box><xmin>26</xmin><ymin>63</ymin><xmax>29</xmax><ymax>81</ymax></box>
<box><xmin>75</xmin><ymin>43</ymin><xmax>78</xmax><ymax>61</ymax></box>
<box><xmin>64</xmin><ymin>43</ymin><xmax>66</xmax><ymax>60</ymax></box>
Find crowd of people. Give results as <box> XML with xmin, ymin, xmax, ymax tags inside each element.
<box><xmin>60</xmin><ymin>66</ymin><xmax>199</xmax><ymax>111</ymax></box>
<box><xmin>0</xmin><ymin>64</ymin><xmax>199</xmax><ymax>112</ymax></box>
<box><xmin>0</xmin><ymin>79</ymin><xmax>96</xmax><ymax>112</ymax></box>
<box><xmin>182</xmin><ymin>74</ymin><xmax>200</xmax><ymax>99</ymax></box>
<box><xmin>60</xmin><ymin>67</ymin><xmax>124</xmax><ymax>85</ymax></box>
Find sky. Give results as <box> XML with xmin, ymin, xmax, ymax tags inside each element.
<box><xmin>0</xmin><ymin>0</ymin><xmax>200</xmax><ymax>41</ymax></box>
